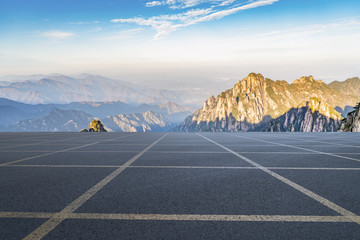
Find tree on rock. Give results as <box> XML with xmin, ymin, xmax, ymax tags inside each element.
<box><xmin>88</xmin><ymin>120</ymin><xmax>107</xmax><ymax>132</ymax></box>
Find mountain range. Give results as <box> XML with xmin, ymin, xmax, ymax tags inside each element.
<box><xmin>2</xmin><ymin>108</ymin><xmax>175</xmax><ymax>132</ymax></box>
<box><xmin>0</xmin><ymin>97</ymin><xmax>193</xmax><ymax>132</ymax></box>
<box><xmin>0</xmin><ymin>73</ymin><xmax>202</xmax><ymax>106</ymax></box>
<box><xmin>177</xmin><ymin>73</ymin><xmax>360</xmax><ymax>132</ymax></box>
<box><xmin>1</xmin><ymin>72</ymin><xmax>359</xmax><ymax>132</ymax></box>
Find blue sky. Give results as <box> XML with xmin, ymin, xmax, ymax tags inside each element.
<box><xmin>1</xmin><ymin>0</ymin><xmax>360</xmax><ymax>85</ymax></box>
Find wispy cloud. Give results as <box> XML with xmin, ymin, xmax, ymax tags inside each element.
<box><xmin>97</xmin><ymin>28</ymin><xmax>143</xmax><ymax>41</ymax></box>
<box><xmin>70</xmin><ymin>21</ymin><xmax>100</xmax><ymax>25</ymax></box>
<box><xmin>111</xmin><ymin>0</ymin><xmax>279</xmax><ymax>39</ymax></box>
<box><xmin>41</xmin><ymin>30</ymin><xmax>75</xmax><ymax>39</ymax></box>
<box><xmin>145</xmin><ymin>0</ymin><xmax>237</xmax><ymax>9</ymax></box>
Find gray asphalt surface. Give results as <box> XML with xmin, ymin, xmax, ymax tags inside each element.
<box><xmin>0</xmin><ymin>132</ymin><xmax>360</xmax><ymax>239</ymax></box>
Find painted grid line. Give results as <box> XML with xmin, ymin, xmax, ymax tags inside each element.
<box><xmin>0</xmin><ymin>135</ymin><xmax>93</xmax><ymax>150</ymax></box>
<box><xmin>0</xmin><ymin>134</ymin><xmax>137</xmax><ymax>166</ymax></box>
<box><xmin>229</xmin><ymin>134</ymin><xmax>360</xmax><ymax>162</ymax></box>
<box><xmin>1</xmin><ymin>211</ymin><xmax>359</xmax><ymax>223</ymax></box>
<box><xmin>197</xmin><ymin>133</ymin><xmax>360</xmax><ymax>226</ymax></box>
<box><xmin>2</xmin><ymin>164</ymin><xmax>360</xmax><ymax>171</ymax></box>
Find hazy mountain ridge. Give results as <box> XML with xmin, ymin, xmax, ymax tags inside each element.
<box><xmin>0</xmin><ymin>74</ymin><xmax>199</xmax><ymax>106</ymax></box>
<box><xmin>8</xmin><ymin>109</ymin><xmax>94</xmax><ymax>132</ymax></box>
<box><xmin>0</xmin><ymin>97</ymin><xmax>193</xmax><ymax>129</ymax></box>
<box><xmin>177</xmin><ymin>73</ymin><xmax>360</xmax><ymax>132</ymax></box>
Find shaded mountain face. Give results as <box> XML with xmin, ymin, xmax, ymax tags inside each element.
<box><xmin>102</xmin><ymin>111</ymin><xmax>172</xmax><ymax>132</ymax></box>
<box><xmin>177</xmin><ymin>73</ymin><xmax>360</xmax><ymax>132</ymax></box>
<box><xmin>264</xmin><ymin>98</ymin><xmax>342</xmax><ymax>132</ymax></box>
<box><xmin>0</xmin><ymin>74</ymin><xmax>197</xmax><ymax>106</ymax></box>
<box><xmin>339</xmin><ymin>103</ymin><xmax>360</xmax><ymax>132</ymax></box>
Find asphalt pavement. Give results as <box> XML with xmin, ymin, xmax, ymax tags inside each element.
<box><xmin>0</xmin><ymin>132</ymin><xmax>360</xmax><ymax>239</ymax></box>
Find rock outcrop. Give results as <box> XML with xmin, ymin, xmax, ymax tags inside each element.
<box><xmin>88</xmin><ymin>119</ymin><xmax>107</xmax><ymax>132</ymax></box>
<box><xmin>339</xmin><ymin>103</ymin><xmax>360</xmax><ymax>132</ymax></box>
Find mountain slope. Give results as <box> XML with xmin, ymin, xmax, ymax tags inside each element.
<box><xmin>177</xmin><ymin>73</ymin><xmax>360</xmax><ymax>132</ymax></box>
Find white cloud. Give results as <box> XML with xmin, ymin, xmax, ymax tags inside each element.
<box><xmin>41</xmin><ymin>31</ymin><xmax>75</xmax><ymax>39</ymax></box>
<box><xmin>146</xmin><ymin>1</ymin><xmax>163</xmax><ymax>7</ymax></box>
<box><xmin>113</xmin><ymin>0</ymin><xmax>279</xmax><ymax>39</ymax></box>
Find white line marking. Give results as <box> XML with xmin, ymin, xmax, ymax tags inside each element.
<box><xmin>229</xmin><ymin>134</ymin><xmax>360</xmax><ymax>163</ymax></box>
<box><xmin>197</xmin><ymin>133</ymin><xmax>360</xmax><ymax>225</ymax></box>
<box><xmin>0</xmin><ymin>135</ymin><xmax>91</xmax><ymax>150</ymax></box>
<box><xmin>2</xmin><ymin>150</ymin><xmax>359</xmax><ymax>154</ymax></box>
<box><xmin>24</xmin><ymin>133</ymin><xmax>169</xmax><ymax>240</ymax></box>
<box><xmin>3</xmin><ymin>164</ymin><xmax>360</xmax><ymax>171</ymax></box>
<box><xmin>0</xmin><ymin>134</ymin><xmax>136</xmax><ymax>166</ymax></box>
<box><xmin>0</xmin><ymin>143</ymin><xmax>99</xmax><ymax>166</ymax></box>
<box><xmin>1</xmin><ymin>211</ymin><xmax>358</xmax><ymax>223</ymax></box>
<box><xmin>256</xmin><ymin>132</ymin><xmax>360</xmax><ymax>149</ymax></box>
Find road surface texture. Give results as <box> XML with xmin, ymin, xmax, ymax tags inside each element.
<box><xmin>0</xmin><ymin>132</ymin><xmax>360</xmax><ymax>239</ymax></box>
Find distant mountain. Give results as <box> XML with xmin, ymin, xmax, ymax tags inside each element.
<box><xmin>339</xmin><ymin>103</ymin><xmax>360</xmax><ymax>132</ymax></box>
<box><xmin>264</xmin><ymin>98</ymin><xmax>341</xmax><ymax>132</ymax></box>
<box><xmin>133</xmin><ymin>102</ymin><xmax>194</xmax><ymax>123</ymax></box>
<box><xmin>103</xmin><ymin>111</ymin><xmax>172</xmax><ymax>132</ymax></box>
<box><xmin>0</xmin><ymin>74</ymin><xmax>199</xmax><ymax>106</ymax></box>
<box><xmin>8</xmin><ymin>109</ymin><xmax>94</xmax><ymax>132</ymax></box>
<box><xmin>2</xmin><ymin>108</ymin><xmax>174</xmax><ymax>132</ymax></box>
<box><xmin>176</xmin><ymin>73</ymin><xmax>360</xmax><ymax>132</ymax></box>
<box><xmin>0</xmin><ymin>97</ymin><xmax>193</xmax><ymax>129</ymax></box>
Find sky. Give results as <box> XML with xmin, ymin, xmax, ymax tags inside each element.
<box><xmin>1</xmin><ymin>0</ymin><xmax>360</xmax><ymax>86</ymax></box>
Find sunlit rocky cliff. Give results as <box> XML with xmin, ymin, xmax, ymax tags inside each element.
<box><xmin>176</xmin><ymin>73</ymin><xmax>360</xmax><ymax>132</ymax></box>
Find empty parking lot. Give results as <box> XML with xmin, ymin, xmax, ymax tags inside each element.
<box><xmin>0</xmin><ymin>132</ymin><xmax>360</xmax><ymax>239</ymax></box>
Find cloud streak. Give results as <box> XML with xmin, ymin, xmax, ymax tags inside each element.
<box><xmin>41</xmin><ymin>31</ymin><xmax>75</xmax><ymax>39</ymax></box>
<box><xmin>111</xmin><ymin>0</ymin><xmax>279</xmax><ymax>39</ymax></box>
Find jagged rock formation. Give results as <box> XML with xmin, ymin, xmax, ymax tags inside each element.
<box><xmin>177</xmin><ymin>73</ymin><xmax>360</xmax><ymax>132</ymax></box>
<box><xmin>264</xmin><ymin>98</ymin><xmax>342</xmax><ymax>132</ymax></box>
<box><xmin>88</xmin><ymin>119</ymin><xmax>107</xmax><ymax>132</ymax></box>
<box><xmin>339</xmin><ymin>103</ymin><xmax>360</xmax><ymax>132</ymax></box>
<box><xmin>102</xmin><ymin>111</ymin><xmax>172</xmax><ymax>132</ymax></box>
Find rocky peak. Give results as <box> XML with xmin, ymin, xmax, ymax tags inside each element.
<box><xmin>293</xmin><ymin>75</ymin><xmax>317</xmax><ymax>85</ymax></box>
<box><xmin>237</xmin><ymin>73</ymin><xmax>265</xmax><ymax>93</ymax></box>
<box><xmin>298</xmin><ymin>97</ymin><xmax>341</xmax><ymax>119</ymax></box>
<box><xmin>203</xmin><ymin>95</ymin><xmax>216</xmax><ymax>110</ymax></box>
